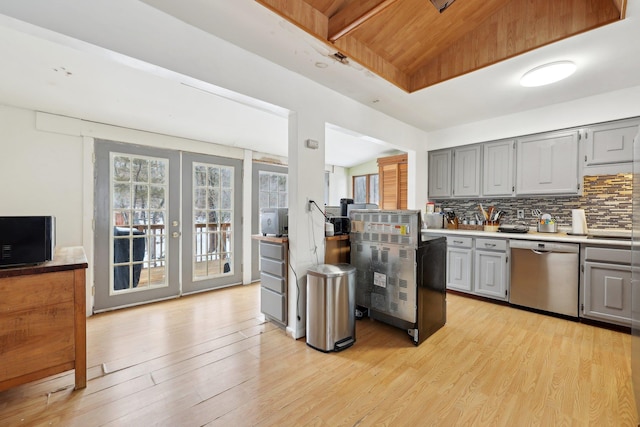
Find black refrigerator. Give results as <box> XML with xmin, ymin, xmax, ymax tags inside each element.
<box><xmin>349</xmin><ymin>209</ymin><xmax>446</xmax><ymax>345</ymax></box>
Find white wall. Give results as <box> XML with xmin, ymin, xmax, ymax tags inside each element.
<box><xmin>0</xmin><ymin>103</ymin><xmax>376</xmax><ymax>337</ymax></box>
<box><xmin>0</xmin><ymin>106</ymin><xmax>83</xmax><ymax>247</ymax></box>
<box><xmin>325</xmin><ymin>164</ymin><xmax>348</xmax><ymax>206</ymax></box>
<box><xmin>349</xmin><ymin>158</ymin><xmax>379</xmax><ymax>177</ymax></box>
<box><xmin>0</xmin><ymin>104</ymin><xmax>273</xmax><ymax>314</ymax></box>
<box><xmin>426</xmin><ymin>85</ymin><xmax>640</xmax><ymax>150</ymax></box>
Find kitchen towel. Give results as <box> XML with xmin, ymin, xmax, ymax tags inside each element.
<box><xmin>571</xmin><ymin>209</ymin><xmax>588</xmax><ymax>235</ymax></box>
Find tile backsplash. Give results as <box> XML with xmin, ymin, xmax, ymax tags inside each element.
<box><xmin>431</xmin><ymin>174</ymin><xmax>632</xmax><ymax>230</ymax></box>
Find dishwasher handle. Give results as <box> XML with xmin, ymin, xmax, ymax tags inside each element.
<box><xmin>509</xmin><ymin>240</ymin><xmax>579</xmax><ymax>253</ymax></box>
<box><xmin>531</xmin><ymin>249</ymin><xmax>551</xmax><ymax>255</ymax></box>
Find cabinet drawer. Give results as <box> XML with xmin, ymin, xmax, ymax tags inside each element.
<box><xmin>447</xmin><ymin>236</ymin><xmax>473</xmax><ymax>248</ymax></box>
<box><xmin>261</xmin><ymin>257</ymin><xmax>286</xmax><ymax>277</ymax></box>
<box><xmin>475</xmin><ymin>238</ymin><xmax>507</xmax><ymax>251</ymax></box>
<box><xmin>261</xmin><ymin>271</ymin><xmax>285</xmax><ymax>293</ymax></box>
<box><xmin>260</xmin><ymin>241</ymin><xmax>286</xmax><ymax>261</ymax></box>
<box><xmin>261</xmin><ymin>287</ymin><xmax>286</xmax><ymax>322</ymax></box>
<box><xmin>0</xmin><ymin>271</ymin><xmax>74</xmax><ymax>312</ymax></box>
<box><xmin>585</xmin><ymin>247</ymin><xmax>631</xmax><ymax>264</ymax></box>
<box><xmin>0</xmin><ymin>300</ymin><xmax>75</xmax><ymax>382</ymax></box>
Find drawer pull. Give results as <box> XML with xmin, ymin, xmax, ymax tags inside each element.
<box><xmin>453</xmin><ymin>240</ymin><xmax>463</xmax><ymax>245</ymax></box>
<box><xmin>484</xmin><ymin>243</ymin><xmax>496</xmax><ymax>248</ymax></box>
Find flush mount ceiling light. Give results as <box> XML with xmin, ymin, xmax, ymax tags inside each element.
<box><xmin>520</xmin><ymin>61</ymin><xmax>577</xmax><ymax>87</ymax></box>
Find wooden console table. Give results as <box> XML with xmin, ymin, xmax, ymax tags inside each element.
<box><xmin>0</xmin><ymin>246</ymin><xmax>88</xmax><ymax>391</ymax></box>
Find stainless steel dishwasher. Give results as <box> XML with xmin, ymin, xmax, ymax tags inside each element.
<box><xmin>509</xmin><ymin>240</ymin><xmax>579</xmax><ymax>317</ymax></box>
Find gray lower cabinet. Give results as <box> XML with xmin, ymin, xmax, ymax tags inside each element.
<box><xmin>446</xmin><ymin>236</ymin><xmax>473</xmax><ymax>292</ymax></box>
<box><xmin>446</xmin><ymin>236</ymin><xmax>509</xmax><ymax>301</ymax></box>
<box><xmin>259</xmin><ymin>240</ymin><xmax>287</xmax><ymax>327</ymax></box>
<box><xmin>438</xmin><ymin>232</ymin><xmax>634</xmax><ymax>327</ymax></box>
<box><xmin>474</xmin><ymin>238</ymin><xmax>509</xmax><ymax>300</ymax></box>
<box><xmin>582</xmin><ymin>246</ymin><xmax>632</xmax><ymax>327</ymax></box>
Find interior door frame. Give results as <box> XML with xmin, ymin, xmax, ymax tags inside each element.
<box><xmin>251</xmin><ymin>162</ymin><xmax>288</xmax><ymax>281</ymax></box>
<box><xmin>94</xmin><ymin>139</ymin><xmax>181</xmax><ymax>312</ymax></box>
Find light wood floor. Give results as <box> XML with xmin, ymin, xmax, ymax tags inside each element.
<box><xmin>0</xmin><ymin>284</ymin><xmax>636</xmax><ymax>426</ymax></box>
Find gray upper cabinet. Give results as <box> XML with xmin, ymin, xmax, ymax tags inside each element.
<box><xmin>426</xmin><ymin>117</ymin><xmax>637</xmax><ymax>200</ymax></box>
<box><xmin>516</xmin><ymin>130</ymin><xmax>580</xmax><ymax>196</ymax></box>
<box><xmin>428</xmin><ymin>149</ymin><xmax>452</xmax><ymax>198</ymax></box>
<box><xmin>483</xmin><ymin>140</ymin><xmax>515</xmax><ymax>197</ymax></box>
<box><xmin>452</xmin><ymin>145</ymin><xmax>481</xmax><ymax>197</ymax></box>
<box><xmin>584</xmin><ymin>118</ymin><xmax>639</xmax><ymax>166</ymax></box>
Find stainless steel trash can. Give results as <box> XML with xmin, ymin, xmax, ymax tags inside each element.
<box><xmin>306</xmin><ymin>263</ymin><xmax>356</xmax><ymax>352</ymax></box>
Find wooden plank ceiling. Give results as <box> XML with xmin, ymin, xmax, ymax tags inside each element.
<box><xmin>255</xmin><ymin>0</ymin><xmax>626</xmax><ymax>93</ymax></box>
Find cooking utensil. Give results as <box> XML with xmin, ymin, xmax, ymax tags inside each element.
<box><xmin>479</xmin><ymin>204</ymin><xmax>488</xmax><ymax>221</ymax></box>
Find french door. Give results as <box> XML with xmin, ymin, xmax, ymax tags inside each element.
<box><xmin>182</xmin><ymin>152</ymin><xmax>242</xmax><ymax>294</ymax></box>
<box><xmin>94</xmin><ymin>140</ymin><xmax>242</xmax><ymax>311</ymax></box>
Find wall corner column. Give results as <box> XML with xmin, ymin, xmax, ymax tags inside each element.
<box><xmin>286</xmin><ymin>111</ymin><xmax>326</xmax><ymax>339</ymax></box>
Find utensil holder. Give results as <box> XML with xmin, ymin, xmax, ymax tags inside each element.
<box><xmin>459</xmin><ymin>224</ymin><xmax>483</xmax><ymax>231</ymax></box>
<box><xmin>483</xmin><ymin>221</ymin><xmax>499</xmax><ymax>232</ymax></box>
<box><xmin>537</xmin><ymin>222</ymin><xmax>558</xmax><ymax>233</ymax></box>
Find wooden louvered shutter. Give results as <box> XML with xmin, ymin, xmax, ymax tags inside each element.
<box><xmin>377</xmin><ymin>153</ymin><xmax>407</xmax><ymax>210</ymax></box>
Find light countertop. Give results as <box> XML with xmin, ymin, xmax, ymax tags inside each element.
<box><xmin>251</xmin><ymin>234</ymin><xmax>288</xmax><ymax>243</ymax></box>
<box><xmin>421</xmin><ymin>227</ymin><xmax>633</xmax><ymax>247</ymax></box>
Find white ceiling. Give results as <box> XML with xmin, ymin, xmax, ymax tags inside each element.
<box><xmin>0</xmin><ymin>0</ymin><xmax>639</xmax><ymax>167</ymax></box>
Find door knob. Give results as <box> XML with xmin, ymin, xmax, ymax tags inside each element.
<box><xmin>172</xmin><ymin>231</ymin><xmax>181</xmax><ymax>238</ymax></box>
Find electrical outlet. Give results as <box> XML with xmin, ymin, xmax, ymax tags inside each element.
<box><xmin>517</xmin><ymin>209</ymin><xmax>525</xmax><ymax>219</ymax></box>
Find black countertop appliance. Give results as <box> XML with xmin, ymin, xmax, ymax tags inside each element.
<box><xmin>340</xmin><ymin>198</ymin><xmax>354</xmax><ymax>217</ymax></box>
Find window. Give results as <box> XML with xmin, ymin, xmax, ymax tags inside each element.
<box><xmin>352</xmin><ymin>174</ymin><xmax>379</xmax><ymax>205</ymax></box>
<box><xmin>259</xmin><ymin>171</ymin><xmax>288</xmax><ymax>209</ymax></box>
<box><xmin>324</xmin><ymin>171</ymin><xmax>330</xmax><ymax>205</ymax></box>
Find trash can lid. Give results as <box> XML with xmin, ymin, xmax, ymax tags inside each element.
<box><xmin>307</xmin><ymin>263</ymin><xmax>355</xmax><ymax>278</ymax></box>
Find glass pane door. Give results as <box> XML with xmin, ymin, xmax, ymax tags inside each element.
<box><xmin>183</xmin><ymin>152</ymin><xmax>242</xmax><ymax>293</ymax></box>
<box><xmin>94</xmin><ymin>140</ymin><xmax>180</xmax><ymax>312</ymax></box>
<box><xmin>112</xmin><ymin>154</ymin><xmax>168</xmax><ymax>291</ymax></box>
<box><xmin>192</xmin><ymin>163</ymin><xmax>233</xmax><ymax>279</ymax></box>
